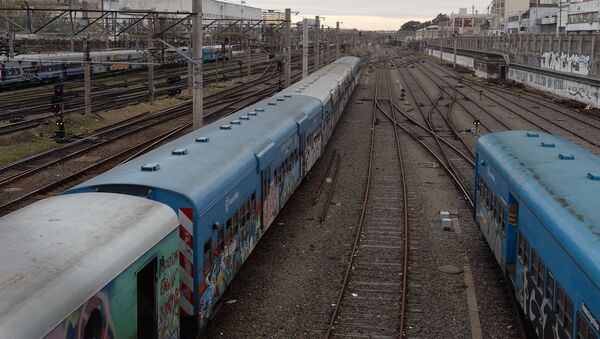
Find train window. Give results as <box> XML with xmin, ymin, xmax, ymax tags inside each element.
<box><xmin>524</xmin><ymin>238</ymin><xmax>530</xmax><ymax>268</ymax></box>
<box><xmin>232</xmin><ymin>212</ymin><xmax>239</xmax><ymax>228</ymax></box>
<box><xmin>217</xmin><ymin>226</ymin><xmax>224</xmax><ymax>251</ymax></box>
<box><xmin>565</xmin><ymin>295</ymin><xmax>574</xmax><ymax>337</ymax></box>
<box><xmin>203</xmin><ymin>239</ymin><xmax>212</xmax><ymax>271</ymax></box>
<box><xmin>577</xmin><ymin>312</ymin><xmax>596</xmax><ymax>339</ymax></box>
<box><xmin>537</xmin><ymin>256</ymin><xmax>545</xmax><ymax>291</ymax></box>
<box><xmin>518</xmin><ymin>231</ymin><xmax>525</xmax><ymax>264</ymax></box>
<box><xmin>244</xmin><ymin>200</ymin><xmax>251</xmax><ymax>221</ymax></box>
<box><xmin>499</xmin><ymin>202</ymin><xmax>506</xmax><ymax>234</ymax></box>
<box><xmin>531</xmin><ymin>250</ymin><xmax>545</xmax><ymax>294</ymax></box>
<box><xmin>556</xmin><ymin>282</ymin><xmax>574</xmax><ymax>337</ymax></box>
<box><xmin>531</xmin><ymin>250</ymin><xmax>538</xmax><ymax>276</ymax></box>
<box><xmin>546</xmin><ymin>271</ymin><xmax>555</xmax><ymax>309</ymax></box>
<box><xmin>225</xmin><ymin>221</ymin><xmax>231</xmax><ymax>245</ymax></box>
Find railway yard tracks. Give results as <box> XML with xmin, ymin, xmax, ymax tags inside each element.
<box><xmin>0</xmin><ymin>64</ymin><xmax>312</xmax><ymax>214</ymax></box>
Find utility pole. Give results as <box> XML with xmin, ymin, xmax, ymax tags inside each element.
<box><xmin>84</xmin><ymin>39</ymin><xmax>92</xmax><ymax>116</ymax></box>
<box><xmin>336</xmin><ymin>21</ymin><xmax>340</xmax><ymax>59</ymax></box>
<box><xmin>303</xmin><ymin>18</ymin><xmax>308</xmax><ymax>78</ymax></box>
<box><xmin>284</xmin><ymin>8</ymin><xmax>291</xmax><ymax>88</ymax></box>
<box><xmin>148</xmin><ymin>16</ymin><xmax>155</xmax><ymax>105</ymax></box>
<box><xmin>192</xmin><ymin>0</ymin><xmax>203</xmax><ymax>130</ymax></box>
<box><xmin>247</xmin><ymin>34</ymin><xmax>251</xmax><ymax>76</ymax></box>
<box><xmin>315</xmin><ymin>16</ymin><xmax>320</xmax><ymax>70</ymax></box>
<box><xmin>326</xmin><ymin>26</ymin><xmax>330</xmax><ymax>64</ymax></box>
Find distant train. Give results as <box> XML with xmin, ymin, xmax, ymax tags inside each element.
<box><xmin>0</xmin><ymin>45</ymin><xmax>243</xmax><ymax>90</ymax></box>
<box><xmin>0</xmin><ymin>56</ymin><xmax>361</xmax><ymax>338</ymax></box>
<box><xmin>474</xmin><ymin>131</ymin><xmax>599</xmax><ymax>339</ymax></box>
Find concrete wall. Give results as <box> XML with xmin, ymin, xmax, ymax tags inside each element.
<box><xmin>430</xmin><ymin>33</ymin><xmax>600</xmax><ymax>80</ymax></box>
<box><xmin>425</xmin><ymin>48</ymin><xmax>474</xmax><ymax>68</ymax></box>
<box><xmin>508</xmin><ymin>67</ymin><xmax>600</xmax><ymax>107</ymax></box>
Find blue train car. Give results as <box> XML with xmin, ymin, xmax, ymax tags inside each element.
<box><xmin>67</xmin><ymin>55</ymin><xmax>361</xmax><ymax>334</ymax></box>
<box><xmin>474</xmin><ymin>131</ymin><xmax>599</xmax><ymax>339</ymax></box>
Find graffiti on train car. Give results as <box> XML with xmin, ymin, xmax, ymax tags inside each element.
<box><xmin>519</xmin><ymin>267</ymin><xmax>569</xmax><ymax>339</ymax></box>
<box><xmin>198</xmin><ymin>211</ymin><xmax>262</xmax><ymax>328</ymax></box>
<box><xmin>158</xmin><ymin>248</ymin><xmax>181</xmax><ymax>339</ymax></box>
<box><xmin>44</xmin><ymin>231</ymin><xmax>180</xmax><ymax>339</ymax></box>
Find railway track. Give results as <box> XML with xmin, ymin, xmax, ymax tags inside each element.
<box><xmin>325</xmin><ymin>63</ymin><xmax>409</xmax><ymax>338</ymax></box>
<box><xmin>0</xmin><ymin>62</ymin><xmax>317</xmax><ymax>214</ymax></box>
<box><xmin>418</xmin><ymin>57</ymin><xmax>600</xmax><ymax>152</ymax></box>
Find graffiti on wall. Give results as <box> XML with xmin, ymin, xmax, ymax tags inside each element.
<box><xmin>508</xmin><ymin>68</ymin><xmax>600</xmax><ymax>108</ymax></box>
<box><xmin>540</xmin><ymin>52</ymin><xmax>592</xmax><ymax>77</ymax></box>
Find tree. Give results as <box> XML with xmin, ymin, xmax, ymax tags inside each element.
<box><xmin>400</xmin><ymin>20</ymin><xmax>421</xmax><ymax>31</ymax></box>
<box><xmin>432</xmin><ymin>13</ymin><xmax>450</xmax><ymax>25</ymax></box>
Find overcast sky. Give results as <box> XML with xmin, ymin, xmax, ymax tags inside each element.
<box><xmin>243</xmin><ymin>0</ymin><xmax>492</xmax><ymax>30</ymax></box>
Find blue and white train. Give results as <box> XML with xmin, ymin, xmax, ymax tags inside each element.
<box><xmin>0</xmin><ymin>56</ymin><xmax>361</xmax><ymax>338</ymax></box>
<box><xmin>475</xmin><ymin>131</ymin><xmax>599</xmax><ymax>339</ymax></box>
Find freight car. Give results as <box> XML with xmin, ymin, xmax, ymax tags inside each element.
<box><xmin>474</xmin><ymin>131</ymin><xmax>599</xmax><ymax>339</ymax></box>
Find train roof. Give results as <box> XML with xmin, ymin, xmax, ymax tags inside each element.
<box><xmin>70</xmin><ymin>93</ymin><xmax>323</xmax><ymax>212</ymax></box>
<box><xmin>280</xmin><ymin>56</ymin><xmax>361</xmax><ymax>104</ymax></box>
<box><xmin>477</xmin><ymin>131</ymin><xmax>600</xmax><ymax>284</ymax></box>
<box><xmin>1</xmin><ymin>49</ymin><xmax>143</xmax><ymax>63</ymax></box>
<box><xmin>0</xmin><ymin>193</ymin><xmax>178</xmax><ymax>338</ymax></box>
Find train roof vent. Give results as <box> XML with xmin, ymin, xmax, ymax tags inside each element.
<box><xmin>220</xmin><ymin>125</ymin><xmax>232</xmax><ymax>130</ymax></box>
<box><xmin>277</xmin><ymin>97</ymin><xmax>285</xmax><ymax>102</ymax></box>
<box><xmin>239</xmin><ymin>115</ymin><xmax>250</xmax><ymax>120</ymax></box>
<box><xmin>248</xmin><ymin>111</ymin><xmax>258</xmax><ymax>116</ymax></box>
<box><xmin>255</xmin><ymin>108</ymin><xmax>265</xmax><ymax>112</ymax></box>
<box><xmin>141</xmin><ymin>163</ymin><xmax>160</xmax><ymax>172</ymax></box>
<box><xmin>295</xmin><ymin>90</ymin><xmax>302</xmax><ymax>93</ymax></box>
<box><xmin>558</xmin><ymin>153</ymin><xmax>575</xmax><ymax>160</ymax></box>
<box><xmin>587</xmin><ymin>173</ymin><xmax>600</xmax><ymax>181</ymax></box>
<box><xmin>284</xmin><ymin>94</ymin><xmax>293</xmax><ymax>98</ymax></box>
<box><xmin>540</xmin><ymin>142</ymin><xmax>555</xmax><ymax>148</ymax></box>
<box><xmin>195</xmin><ymin>136</ymin><xmax>210</xmax><ymax>143</ymax></box>
<box><xmin>172</xmin><ymin>148</ymin><xmax>189</xmax><ymax>156</ymax></box>
<box><xmin>526</xmin><ymin>132</ymin><xmax>539</xmax><ymax>138</ymax></box>
<box><xmin>268</xmin><ymin>102</ymin><xmax>277</xmax><ymax>106</ymax></box>
<box><xmin>230</xmin><ymin>120</ymin><xmax>242</xmax><ymax>125</ymax></box>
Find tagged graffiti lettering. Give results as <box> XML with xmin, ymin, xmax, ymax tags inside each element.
<box><xmin>520</xmin><ymin>267</ymin><xmax>569</xmax><ymax>339</ymax></box>
<box><xmin>541</xmin><ymin>52</ymin><xmax>592</xmax><ymax>77</ymax></box>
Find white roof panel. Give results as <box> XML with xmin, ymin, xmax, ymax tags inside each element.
<box><xmin>0</xmin><ymin>193</ymin><xmax>178</xmax><ymax>338</ymax></box>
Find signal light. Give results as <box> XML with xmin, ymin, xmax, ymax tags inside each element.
<box><xmin>51</xmin><ymin>103</ymin><xmax>61</xmax><ymax>114</ymax></box>
<box><xmin>54</xmin><ymin>84</ymin><xmax>64</xmax><ymax>101</ymax></box>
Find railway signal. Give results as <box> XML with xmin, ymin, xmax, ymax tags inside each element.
<box><xmin>167</xmin><ymin>76</ymin><xmax>182</xmax><ymax>97</ymax></box>
<box><xmin>51</xmin><ymin>84</ymin><xmax>64</xmax><ymax>115</ymax></box>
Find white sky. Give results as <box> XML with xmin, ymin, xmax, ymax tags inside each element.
<box><xmin>243</xmin><ymin>0</ymin><xmax>493</xmax><ymax>30</ymax></box>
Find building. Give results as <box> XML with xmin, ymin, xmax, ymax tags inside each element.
<box><xmin>566</xmin><ymin>0</ymin><xmax>600</xmax><ymax>32</ymax></box>
<box><xmin>490</xmin><ymin>0</ymin><xmax>506</xmax><ymax>16</ymax></box>
<box><xmin>262</xmin><ymin>9</ymin><xmax>285</xmax><ymax>22</ymax></box>
<box><xmin>449</xmin><ymin>8</ymin><xmax>501</xmax><ymax>36</ymax></box>
<box><xmin>115</xmin><ymin>0</ymin><xmax>262</xmax><ymax>22</ymax></box>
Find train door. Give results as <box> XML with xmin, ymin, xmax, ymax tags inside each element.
<box><xmin>505</xmin><ymin>194</ymin><xmax>520</xmax><ymax>285</ymax></box>
<box><xmin>137</xmin><ymin>257</ymin><xmax>158</xmax><ymax>339</ymax></box>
